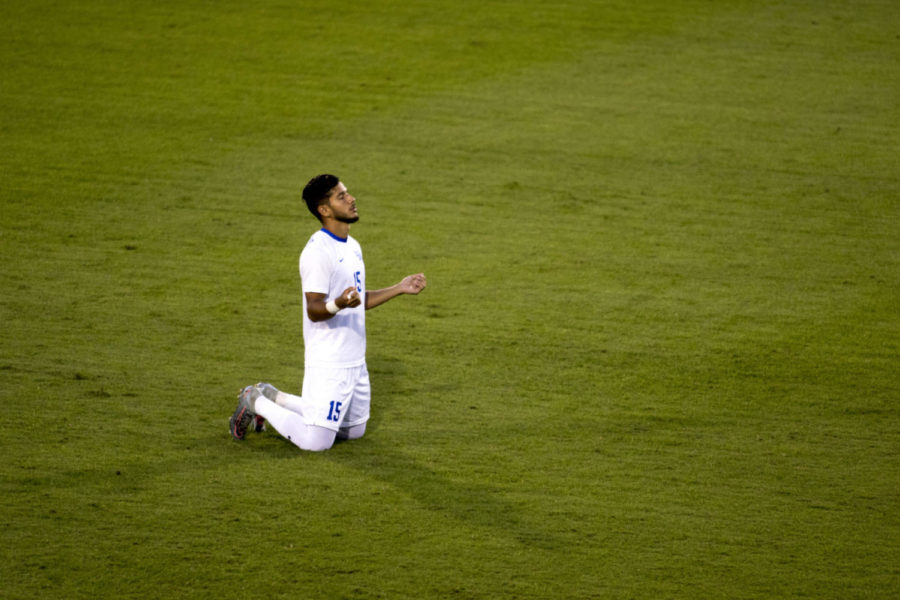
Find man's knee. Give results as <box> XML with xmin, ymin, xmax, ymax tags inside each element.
<box><xmin>339</xmin><ymin>422</ymin><xmax>366</xmax><ymax>441</ymax></box>
<box><xmin>293</xmin><ymin>425</ymin><xmax>336</xmax><ymax>451</ymax></box>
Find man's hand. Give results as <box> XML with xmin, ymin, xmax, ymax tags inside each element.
<box><xmin>364</xmin><ymin>273</ymin><xmax>427</xmax><ymax>310</ymax></box>
<box><xmin>337</xmin><ymin>286</ymin><xmax>363</xmax><ymax>309</ymax></box>
<box><xmin>305</xmin><ymin>287</ymin><xmax>361</xmax><ymax>322</ymax></box>
<box><xmin>398</xmin><ymin>273</ymin><xmax>427</xmax><ymax>295</ymax></box>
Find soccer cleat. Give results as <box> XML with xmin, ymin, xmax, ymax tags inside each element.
<box><xmin>229</xmin><ymin>385</ymin><xmax>261</xmax><ymax>440</ymax></box>
<box><xmin>252</xmin><ymin>382</ymin><xmax>280</xmax><ymax>433</ymax></box>
<box><xmin>256</xmin><ymin>382</ymin><xmax>279</xmax><ymax>402</ymax></box>
<box><xmin>253</xmin><ymin>415</ymin><xmax>266</xmax><ymax>433</ymax></box>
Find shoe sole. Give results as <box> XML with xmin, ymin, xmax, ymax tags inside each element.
<box><xmin>230</xmin><ymin>406</ymin><xmax>247</xmax><ymax>440</ymax></box>
<box><xmin>230</xmin><ymin>401</ymin><xmax>253</xmax><ymax>440</ymax></box>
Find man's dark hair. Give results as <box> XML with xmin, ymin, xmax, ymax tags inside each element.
<box><xmin>302</xmin><ymin>174</ymin><xmax>340</xmax><ymax>222</ymax></box>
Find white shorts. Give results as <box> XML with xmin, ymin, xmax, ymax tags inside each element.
<box><xmin>301</xmin><ymin>363</ymin><xmax>371</xmax><ymax>432</ymax></box>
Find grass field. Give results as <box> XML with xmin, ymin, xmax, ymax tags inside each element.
<box><xmin>1</xmin><ymin>1</ymin><xmax>898</xmax><ymax>598</ymax></box>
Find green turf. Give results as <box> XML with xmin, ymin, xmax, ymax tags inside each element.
<box><xmin>2</xmin><ymin>0</ymin><xmax>898</xmax><ymax>598</ymax></box>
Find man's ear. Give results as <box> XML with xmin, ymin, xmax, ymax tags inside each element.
<box><xmin>317</xmin><ymin>201</ymin><xmax>332</xmax><ymax>219</ymax></box>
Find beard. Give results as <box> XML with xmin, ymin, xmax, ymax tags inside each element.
<box><xmin>336</xmin><ymin>214</ymin><xmax>359</xmax><ymax>224</ymax></box>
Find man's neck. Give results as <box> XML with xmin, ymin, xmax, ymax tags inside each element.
<box><xmin>321</xmin><ymin>219</ymin><xmax>350</xmax><ymax>240</ymax></box>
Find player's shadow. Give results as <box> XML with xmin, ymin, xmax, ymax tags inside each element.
<box><xmin>330</xmin><ymin>355</ymin><xmax>564</xmax><ymax>551</ymax></box>
<box><xmin>338</xmin><ymin>442</ymin><xmax>564</xmax><ymax>551</ymax></box>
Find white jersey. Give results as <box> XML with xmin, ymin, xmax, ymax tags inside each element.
<box><xmin>299</xmin><ymin>229</ymin><xmax>366</xmax><ymax>368</ymax></box>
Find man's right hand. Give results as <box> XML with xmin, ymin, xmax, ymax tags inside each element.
<box><xmin>337</xmin><ymin>286</ymin><xmax>363</xmax><ymax>309</ymax></box>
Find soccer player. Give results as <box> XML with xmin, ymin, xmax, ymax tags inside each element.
<box><xmin>228</xmin><ymin>174</ymin><xmax>427</xmax><ymax>451</ymax></box>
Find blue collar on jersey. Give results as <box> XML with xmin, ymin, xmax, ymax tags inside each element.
<box><xmin>320</xmin><ymin>228</ymin><xmax>348</xmax><ymax>243</ymax></box>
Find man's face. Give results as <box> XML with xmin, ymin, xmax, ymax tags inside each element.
<box><xmin>325</xmin><ymin>182</ymin><xmax>359</xmax><ymax>223</ymax></box>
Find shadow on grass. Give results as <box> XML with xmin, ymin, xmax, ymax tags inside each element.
<box><xmin>320</xmin><ymin>353</ymin><xmax>566</xmax><ymax>552</ymax></box>
<box><xmin>330</xmin><ymin>440</ymin><xmax>565</xmax><ymax>552</ymax></box>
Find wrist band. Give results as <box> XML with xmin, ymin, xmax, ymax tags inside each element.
<box><xmin>325</xmin><ymin>300</ymin><xmax>340</xmax><ymax>315</ymax></box>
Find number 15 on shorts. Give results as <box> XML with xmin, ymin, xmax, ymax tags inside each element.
<box><xmin>327</xmin><ymin>401</ymin><xmax>343</xmax><ymax>422</ymax></box>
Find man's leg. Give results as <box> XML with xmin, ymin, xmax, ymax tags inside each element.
<box><xmin>254</xmin><ymin>397</ymin><xmax>337</xmax><ymax>452</ymax></box>
<box><xmin>335</xmin><ymin>364</ymin><xmax>370</xmax><ymax>442</ymax></box>
<box><xmin>338</xmin><ymin>422</ymin><xmax>366</xmax><ymax>441</ymax></box>
<box><xmin>257</xmin><ymin>383</ymin><xmax>305</xmax><ymax>413</ymax></box>
<box><xmin>255</xmin><ymin>382</ymin><xmax>306</xmax><ymax>433</ymax></box>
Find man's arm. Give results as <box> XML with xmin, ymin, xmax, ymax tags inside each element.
<box><xmin>306</xmin><ymin>287</ymin><xmax>362</xmax><ymax>322</ymax></box>
<box><xmin>365</xmin><ymin>273</ymin><xmax>427</xmax><ymax>310</ymax></box>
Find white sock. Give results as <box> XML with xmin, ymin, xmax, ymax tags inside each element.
<box><xmin>274</xmin><ymin>390</ymin><xmax>306</xmax><ymax>417</ymax></box>
<box><xmin>255</xmin><ymin>397</ymin><xmax>336</xmax><ymax>451</ymax></box>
